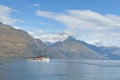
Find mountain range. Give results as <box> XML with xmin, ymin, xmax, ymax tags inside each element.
<box><xmin>0</xmin><ymin>22</ymin><xmax>120</xmax><ymax>59</ymax></box>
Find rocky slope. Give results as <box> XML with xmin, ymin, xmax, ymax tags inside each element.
<box><xmin>0</xmin><ymin>22</ymin><xmax>66</xmax><ymax>59</ymax></box>
<box><xmin>0</xmin><ymin>22</ymin><xmax>41</xmax><ymax>57</ymax></box>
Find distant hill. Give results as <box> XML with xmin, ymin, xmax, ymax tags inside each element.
<box><xmin>44</xmin><ymin>42</ymin><xmax>53</xmax><ymax>46</ymax></box>
<box><xmin>98</xmin><ymin>46</ymin><xmax>120</xmax><ymax>59</ymax></box>
<box><xmin>49</xmin><ymin>36</ymin><xmax>107</xmax><ymax>60</ymax></box>
<box><xmin>74</xmin><ymin>39</ymin><xmax>120</xmax><ymax>59</ymax></box>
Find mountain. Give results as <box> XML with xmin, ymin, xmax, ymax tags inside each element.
<box><xmin>0</xmin><ymin>22</ymin><xmax>66</xmax><ymax>59</ymax></box>
<box><xmin>0</xmin><ymin>22</ymin><xmax>42</xmax><ymax>57</ymax></box>
<box><xmin>44</xmin><ymin>42</ymin><xmax>53</xmax><ymax>46</ymax></box>
<box><xmin>75</xmin><ymin>39</ymin><xmax>120</xmax><ymax>59</ymax></box>
<box><xmin>50</xmin><ymin>36</ymin><xmax>107</xmax><ymax>60</ymax></box>
<box><xmin>0</xmin><ymin>22</ymin><xmax>119</xmax><ymax>59</ymax></box>
<box><xmin>98</xmin><ymin>46</ymin><xmax>120</xmax><ymax>59</ymax></box>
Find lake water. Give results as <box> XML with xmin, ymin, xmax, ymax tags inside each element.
<box><xmin>1</xmin><ymin>60</ymin><xmax>120</xmax><ymax>80</ymax></box>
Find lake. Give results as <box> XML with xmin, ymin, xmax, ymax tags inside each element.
<box><xmin>1</xmin><ymin>60</ymin><xmax>120</xmax><ymax>80</ymax></box>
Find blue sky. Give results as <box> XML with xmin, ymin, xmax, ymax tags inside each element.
<box><xmin>0</xmin><ymin>0</ymin><xmax>120</xmax><ymax>47</ymax></box>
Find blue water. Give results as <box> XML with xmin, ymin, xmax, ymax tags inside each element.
<box><xmin>1</xmin><ymin>60</ymin><xmax>120</xmax><ymax>80</ymax></box>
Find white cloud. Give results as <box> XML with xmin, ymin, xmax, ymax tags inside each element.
<box><xmin>35</xmin><ymin>9</ymin><xmax>120</xmax><ymax>47</ymax></box>
<box><xmin>36</xmin><ymin>10</ymin><xmax>54</xmax><ymax>18</ymax></box>
<box><xmin>36</xmin><ymin>10</ymin><xmax>120</xmax><ymax>30</ymax></box>
<box><xmin>0</xmin><ymin>5</ymin><xmax>20</xmax><ymax>25</ymax></box>
<box><xmin>86</xmin><ymin>40</ymin><xmax>103</xmax><ymax>46</ymax></box>
<box><xmin>33</xmin><ymin>4</ymin><xmax>40</xmax><ymax>7</ymax></box>
<box><xmin>106</xmin><ymin>14</ymin><xmax>120</xmax><ymax>23</ymax></box>
<box><xmin>28</xmin><ymin>30</ymin><xmax>68</xmax><ymax>43</ymax></box>
<box><xmin>13</xmin><ymin>26</ymin><xmax>22</xmax><ymax>29</ymax></box>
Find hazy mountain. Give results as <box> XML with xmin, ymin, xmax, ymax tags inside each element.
<box><xmin>98</xmin><ymin>46</ymin><xmax>120</xmax><ymax>59</ymax></box>
<box><xmin>50</xmin><ymin>36</ymin><xmax>107</xmax><ymax>60</ymax></box>
<box><xmin>44</xmin><ymin>42</ymin><xmax>53</xmax><ymax>46</ymax></box>
<box><xmin>75</xmin><ymin>39</ymin><xmax>120</xmax><ymax>59</ymax></box>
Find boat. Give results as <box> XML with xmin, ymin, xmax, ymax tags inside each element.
<box><xmin>27</xmin><ymin>55</ymin><xmax>50</xmax><ymax>62</ymax></box>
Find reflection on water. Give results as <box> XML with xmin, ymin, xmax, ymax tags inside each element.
<box><xmin>1</xmin><ymin>60</ymin><xmax>120</xmax><ymax>80</ymax></box>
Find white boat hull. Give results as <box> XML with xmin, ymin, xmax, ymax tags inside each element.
<box><xmin>27</xmin><ymin>58</ymin><xmax>50</xmax><ymax>62</ymax></box>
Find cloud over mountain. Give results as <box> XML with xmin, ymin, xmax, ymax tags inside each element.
<box><xmin>36</xmin><ymin>10</ymin><xmax>120</xmax><ymax>47</ymax></box>
<box><xmin>28</xmin><ymin>30</ymin><xmax>68</xmax><ymax>43</ymax></box>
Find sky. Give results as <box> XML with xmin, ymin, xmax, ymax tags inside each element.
<box><xmin>0</xmin><ymin>0</ymin><xmax>120</xmax><ymax>47</ymax></box>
